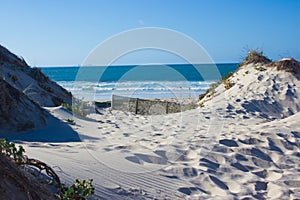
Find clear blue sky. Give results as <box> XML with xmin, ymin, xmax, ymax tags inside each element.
<box><xmin>0</xmin><ymin>0</ymin><xmax>299</xmax><ymax>66</ymax></box>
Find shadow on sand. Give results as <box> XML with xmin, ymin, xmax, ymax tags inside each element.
<box><xmin>2</xmin><ymin>115</ymin><xmax>99</xmax><ymax>143</ymax></box>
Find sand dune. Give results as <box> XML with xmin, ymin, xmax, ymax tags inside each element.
<box><xmin>0</xmin><ymin>44</ymin><xmax>71</xmax><ymax>107</ymax></box>
<box><xmin>4</xmin><ymin>56</ymin><xmax>300</xmax><ymax>199</ymax></box>
<box><xmin>0</xmin><ymin>79</ymin><xmax>47</xmax><ymax>132</ymax></box>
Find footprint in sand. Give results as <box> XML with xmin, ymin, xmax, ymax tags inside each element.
<box><xmin>235</xmin><ymin>153</ymin><xmax>248</xmax><ymax>161</ymax></box>
<box><xmin>255</xmin><ymin>181</ymin><xmax>268</xmax><ymax>191</ymax></box>
<box><xmin>281</xmin><ymin>140</ymin><xmax>297</xmax><ymax>150</ymax></box>
<box><xmin>252</xmin><ymin>169</ymin><xmax>268</xmax><ymax>178</ymax></box>
<box><xmin>182</xmin><ymin>167</ymin><xmax>198</xmax><ymax>177</ymax></box>
<box><xmin>212</xmin><ymin>145</ymin><xmax>234</xmax><ymax>153</ymax></box>
<box><xmin>231</xmin><ymin>162</ymin><xmax>249</xmax><ymax>172</ymax></box>
<box><xmin>251</xmin><ymin>147</ymin><xmax>273</xmax><ymax>162</ymax></box>
<box><xmin>267</xmin><ymin>137</ymin><xmax>283</xmax><ymax>153</ymax></box>
<box><xmin>177</xmin><ymin>187</ymin><xmax>199</xmax><ymax>195</ymax></box>
<box><xmin>219</xmin><ymin>139</ymin><xmax>239</xmax><ymax>147</ymax></box>
<box><xmin>199</xmin><ymin>158</ymin><xmax>220</xmax><ymax>171</ymax></box>
<box><xmin>238</xmin><ymin>137</ymin><xmax>263</xmax><ymax>145</ymax></box>
<box><xmin>209</xmin><ymin>175</ymin><xmax>229</xmax><ymax>190</ymax></box>
<box><xmin>252</xmin><ymin>157</ymin><xmax>272</xmax><ymax>168</ymax></box>
<box><xmin>125</xmin><ymin>153</ymin><xmax>168</xmax><ymax>165</ymax></box>
<box><xmin>125</xmin><ymin>156</ymin><xmax>142</xmax><ymax>164</ymax></box>
<box><xmin>123</xmin><ymin>133</ymin><xmax>131</xmax><ymax>137</ymax></box>
<box><xmin>154</xmin><ymin>150</ymin><xmax>167</xmax><ymax>159</ymax></box>
<box><xmin>284</xmin><ymin>180</ymin><xmax>300</xmax><ymax>188</ymax></box>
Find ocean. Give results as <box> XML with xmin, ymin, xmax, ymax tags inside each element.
<box><xmin>40</xmin><ymin>64</ymin><xmax>238</xmax><ymax>101</ymax></box>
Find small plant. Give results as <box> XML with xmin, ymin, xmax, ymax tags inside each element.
<box><xmin>199</xmin><ymin>103</ymin><xmax>205</xmax><ymax>108</ymax></box>
<box><xmin>198</xmin><ymin>71</ymin><xmax>235</xmax><ymax>100</ymax></box>
<box><xmin>8</xmin><ymin>73</ymin><xmax>18</xmax><ymax>83</ymax></box>
<box><xmin>62</xmin><ymin>103</ymin><xmax>72</xmax><ymax>111</ymax></box>
<box><xmin>61</xmin><ymin>179</ymin><xmax>95</xmax><ymax>200</ymax></box>
<box><xmin>255</xmin><ymin>65</ymin><xmax>266</xmax><ymax>71</ymax></box>
<box><xmin>198</xmin><ymin>83</ymin><xmax>217</xmax><ymax>101</ymax></box>
<box><xmin>1</xmin><ymin>138</ymin><xmax>95</xmax><ymax>199</ymax></box>
<box><xmin>209</xmin><ymin>82</ymin><xmax>219</xmax><ymax>90</ymax></box>
<box><xmin>222</xmin><ymin>72</ymin><xmax>234</xmax><ymax>90</ymax></box>
<box><xmin>198</xmin><ymin>93</ymin><xmax>206</xmax><ymax>101</ymax></box>
<box><xmin>61</xmin><ymin>103</ymin><xmax>87</xmax><ymax>117</ymax></box>
<box><xmin>240</xmin><ymin>50</ymin><xmax>271</xmax><ymax>66</ymax></box>
<box><xmin>0</xmin><ymin>138</ymin><xmax>25</xmax><ymax>163</ymax></box>
<box><xmin>222</xmin><ymin>72</ymin><xmax>233</xmax><ymax>82</ymax></box>
<box><xmin>224</xmin><ymin>80</ymin><xmax>234</xmax><ymax>90</ymax></box>
<box><xmin>245</xmin><ymin>70</ymin><xmax>249</xmax><ymax>74</ymax></box>
<box><xmin>65</xmin><ymin>118</ymin><xmax>76</xmax><ymax>125</ymax></box>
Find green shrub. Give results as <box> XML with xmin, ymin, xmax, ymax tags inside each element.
<box><xmin>224</xmin><ymin>80</ymin><xmax>234</xmax><ymax>90</ymax></box>
<box><xmin>198</xmin><ymin>82</ymin><xmax>218</xmax><ymax>101</ymax></box>
<box><xmin>255</xmin><ymin>65</ymin><xmax>266</xmax><ymax>71</ymax></box>
<box><xmin>198</xmin><ymin>70</ymin><xmax>236</xmax><ymax>100</ymax></box>
<box><xmin>1</xmin><ymin>138</ymin><xmax>95</xmax><ymax>199</ymax></box>
<box><xmin>65</xmin><ymin>119</ymin><xmax>76</xmax><ymax>125</ymax></box>
<box><xmin>222</xmin><ymin>72</ymin><xmax>233</xmax><ymax>81</ymax></box>
<box><xmin>61</xmin><ymin>103</ymin><xmax>87</xmax><ymax>117</ymax></box>
<box><xmin>222</xmin><ymin>71</ymin><xmax>235</xmax><ymax>90</ymax></box>
<box><xmin>209</xmin><ymin>82</ymin><xmax>220</xmax><ymax>91</ymax></box>
<box><xmin>61</xmin><ymin>179</ymin><xmax>95</xmax><ymax>200</ymax></box>
<box><xmin>62</xmin><ymin>103</ymin><xmax>72</xmax><ymax>111</ymax></box>
<box><xmin>0</xmin><ymin>138</ymin><xmax>25</xmax><ymax>163</ymax></box>
<box><xmin>198</xmin><ymin>92</ymin><xmax>207</xmax><ymax>101</ymax></box>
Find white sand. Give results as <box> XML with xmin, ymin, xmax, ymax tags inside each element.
<box><xmin>14</xmin><ymin>62</ymin><xmax>300</xmax><ymax>199</ymax></box>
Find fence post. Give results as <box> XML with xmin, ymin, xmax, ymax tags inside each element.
<box><xmin>135</xmin><ymin>98</ymin><xmax>139</xmax><ymax>114</ymax></box>
<box><xmin>166</xmin><ymin>102</ymin><xmax>169</xmax><ymax>114</ymax></box>
<box><xmin>111</xmin><ymin>94</ymin><xmax>114</xmax><ymax>110</ymax></box>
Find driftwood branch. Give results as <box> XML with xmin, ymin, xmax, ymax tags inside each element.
<box><xmin>17</xmin><ymin>156</ymin><xmax>63</xmax><ymax>195</ymax></box>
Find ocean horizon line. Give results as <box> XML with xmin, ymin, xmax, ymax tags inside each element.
<box><xmin>38</xmin><ymin>62</ymin><xmax>239</xmax><ymax>68</ymax></box>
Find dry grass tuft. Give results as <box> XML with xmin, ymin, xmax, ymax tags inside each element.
<box><xmin>240</xmin><ymin>50</ymin><xmax>271</xmax><ymax>66</ymax></box>
<box><xmin>267</xmin><ymin>58</ymin><xmax>300</xmax><ymax>75</ymax></box>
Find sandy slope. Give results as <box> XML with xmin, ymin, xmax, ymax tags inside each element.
<box><xmin>10</xmin><ymin>59</ymin><xmax>300</xmax><ymax>199</ymax></box>
<box><xmin>0</xmin><ymin>44</ymin><xmax>71</xmax><ymax>107</ymax></box>
<box><xmin>0</xmin><ymin>154</ymin><xmax>58</xmax><ymax>200</ymax></box>
<box><xmin>0</xmin><ymin>79</ymin><xmax>47</xmax><ymax>132</ymax></box>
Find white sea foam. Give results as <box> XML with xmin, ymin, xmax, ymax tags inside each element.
<box><xmin>57</xmin><ymin>80</ymin><xmax>214</xmax><ymax>100</ymax></box>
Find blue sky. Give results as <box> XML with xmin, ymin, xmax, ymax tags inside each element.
<box><xmin>0</xmin><ymin>0</ymin><xmax>299</xmax><ymax>66</ymax></box>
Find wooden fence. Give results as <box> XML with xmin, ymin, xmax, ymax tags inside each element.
<box><xmin>111</xmin><ymin>94</ymin><xmax>197</xmax><ymax>115</ymax></box>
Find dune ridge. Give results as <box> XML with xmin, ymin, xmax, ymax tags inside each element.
<box><xmin>20</xmin><ymin>54</ymin><xmax>300</xmax><ymax>199</ymax></box>
<box><xmin>1</xmin><ymin>48</ymin><xmax>300</xmax><ymax>199</ymax></box>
